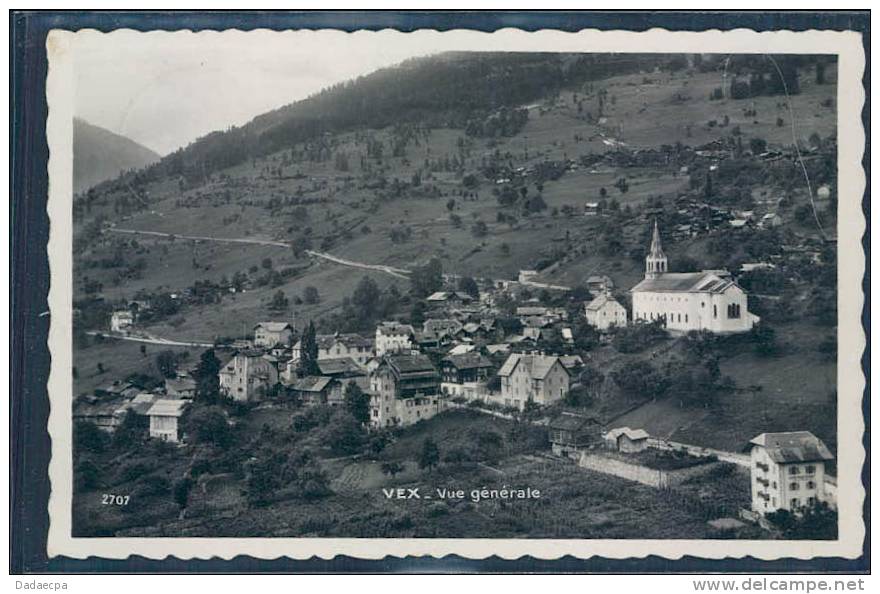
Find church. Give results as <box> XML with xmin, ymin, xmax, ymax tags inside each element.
<box><xmin>630</xmin><ymin>221</ymin><xmax>759</xmax><ymax>334</ymax></box>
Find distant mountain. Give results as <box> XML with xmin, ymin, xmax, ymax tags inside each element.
<box><xmin>73</xmin><ymin>118</ymin><xmax>160</xmax><ymax>194</ymax></box>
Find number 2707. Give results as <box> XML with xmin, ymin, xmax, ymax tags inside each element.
<box><xmin>102</xmin><ymin>494</ymin><xmax>130</xmax><ymax>505</ymax></box>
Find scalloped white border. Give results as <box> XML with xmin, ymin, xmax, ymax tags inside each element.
<box><xmin>45</xmin><ymin>26</ymin><xmax>866</xmax><ymax>562</ymax></box>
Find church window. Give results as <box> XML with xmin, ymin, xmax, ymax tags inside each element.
<box><xmin>713</xmin><ymin>305</ymin><xmax>717</xmax><ymax>318</ymax></box>
<box><xmin>685</xmin><ymin>314</ymin><xmax>689</xmax><ymax>323</ymax></box>
<box><xmin>727</xmin><ymin>303</ymin><xmax>741</xmax><ymax>319</ymax></box>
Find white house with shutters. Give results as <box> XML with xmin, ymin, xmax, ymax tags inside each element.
<box><xmin>584</xmin><ymin>293</ymin><xmax>628</xmax><ymax>330</ymax></box>
<box><xmin>746</xmin><ymin>431</ymin><xmax>835</xmax><ymax>515</ymax></box>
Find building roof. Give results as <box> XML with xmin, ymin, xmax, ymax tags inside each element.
<box><xmin>585</xmin><ymin>293</ymin><xmax>624</xmax><ymax>311</ymax></box>
<box><xmin>314</xmin><ymin>333</ymin><xmax>372</xmax><ymax>350</ymax></box>
<box><xmin>165</xmin><ymin>377</ymin><xmax>196</xmax><ymax>393</ymax></box>
<box><xmin>516</xmin><ymin>306</ymin><xmax>550</xmax><ymax>316</ymax></box>
<box><xmin>377</xmin><ymin>321</ymin><xmax>415</xmax><ymax>337</ymax></box>
<box><xmin>124</xmin><ymin>393</ymin><xmax>160</xmax><ymax>415</ymax></box>
<box><xmin>447</xmin><ymin>343</ymin><xmax>476</xmax><ymax>356</ymax></box>
<box><xmin>423</xmin><ymin>319</ymin><xmax>463</xmax><ymax>336</ymax></box>
<box><xmin>550</xmin><ymin>412</ymin><xmax>599</xmax><ymax>431</ymax></box>
<box><xmin>385</xmin><ymin>353</ymin><xmax>436</xmax><ymax>375</ymax></box>
<box><xmin>146</xmin><ymin>399</ymin><xmax>187</xmax><ymax>418</ymax></box>
<box><xmin>605</xmin><ymin>426</ymin><xmax>650</xmax><ymax>441</ymax></box>
<box><xmin>747</xmin><ymin>431</ymin><xmax>834</xmax><ymax>463</ymax></box>
<box><xmin>290</xmin><ymin>376</ymin><xmax>334</xmax><ymax>393</ymax></box>
<box><xmin>442</xmin><ymin>352</ymin><xmax>494</xmax><ymax>371</ymax></box>
<box><xmin>255</xmin><ymin>322</ymin><xmax>294</xmax><ymax>332</ymax></box>
<box><xmin>558</xmin><ymin>355</ymin><xmax>584</xmax><ymax>369</ymax></box>
<box><xmin>630</xmin><ymin>271</ymin><xmax>739</xmax><ymax>294</ymax></box>
<box><xmin>316</xmin><ymin>357</ymin><xmax>365</xmax><ymax>376</ymax></box>
<box><xmin>498</xmin><ymin>353</ymin><xmax>567</xmax><ymax>380</ymax></box>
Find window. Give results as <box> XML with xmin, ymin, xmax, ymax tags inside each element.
<box><xmin>789</xmin><ymin>466</ymin><xmax>800</xmax><ymax>475</ymax></box>
<box><xmin>789</xmin><ymin>482</ymin><xmax>799</xmax><ymax>490</ymax></box>
<box><xmin>807</xmin><ymin>496</ymin><xmax>816</xmax><ymax>505</ymax></box>
<box><xmin>806</xmin><ymin>465</ymin><xmax>816</xmax><ymax>475</ymax></box>
<box><xmin>791</xmin><ymin>498</ymin><xmax>800</xmax><ymax>508</ymax></box>
<box><xmin>713</xmin><ymin>304</ymin><xmax>717</xmax><ymax>318</ymax></box>
<box><xmin>727</xmin><ymin>303</ymin><xmax>741</xmax><ymax>319</ymax></box>
<box><xmin>807</xmin><ymin>481</ymin><xmax>816</xmax><ymax>489</ymax></box>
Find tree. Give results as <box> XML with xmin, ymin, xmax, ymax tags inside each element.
<box><xmin>612</xmin><ymin>360</ymin><xmax>667</xmax><ymax>400</ymax></box>
<box><xmin>410</xmin><ymin>258</ymin><xmax>443</xmax><ymax>298</ymax></box>
<box><xmin>74</xmin><ymin>421</ymin><xmax>108</xmax><ymax>454</ymax></box>
<box><xmin>112</xmin><ymin>409</ymin><xmax>144</xmax><ymax>449</ymax></box>
<box><xmin>352</xmin><ymin>275</ymin><xmax>381</xmax><ymax>318</ymax></box>
<box><xmin>381</xmin><ymin>461</ymin><xmax>404</xmax><ymax>479</ymax></box>
<box><xmin>297</xmin><ymin>320</ymin><xmax>321</xmax><ymax>377</ymax></box>
<box><xmin>344</xmin><ymin>381</ymin><xmax>370</xmax><ymax>425</ymax></box>
<box><xmin>173</xmin><ymin>477</ymin><xmax>194</xmax><ymax>509</ymax></box>
<box><xmin>418</xmin><ymin>438</ymin><xmax>440</xmax><ymax>471</ymax></box>
<box><xmin>195</xmin><ymin>349</ymin><xmax>222</xmax><ymax>403</ymax></box>
<box><xmin>320</xmin><ymin>410</ymin><xmax>367</xmax><ymax>455</ymax></box>
<box><xmin>186</xmin><ymin>406</ymin><xmax>232</xmax><ymax>448</ymax></box>
<box><xmin>457</xmin><ymin>276</ymin><xmax>479</xmax><ymax>299</ymax></box>
<box><xmin>75</xmin><ymin>459</ymin><xmax>102</xmax><ymax>490</ymax></box>
<box><xmin>269</xmin><ymin>290</ymin><xmax>289</xmax><ymax>311</ymax></box>
<box><xmin>155</xmin><ymin>349</ymin><xmax>178</xmax><ymax>379</ymax></box>
<box><xmin>303</xmin><ymin>286</ymin><xmax>320</xmax><ymax>305</ymax></box>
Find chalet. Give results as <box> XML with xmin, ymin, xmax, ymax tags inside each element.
<box><xmin>253</xmin><ymin>322</ymin><xmax>295</xmax><ymax>348</ymax></box>
<box><xmin>558</xmin><ymin>355</ymin><xmax>585</xmax><ymax>373</ymax></box>
<box><xmin>287</xmin><ymin>376</ymin><xmax>340</xmax><ymax>406</ymax></box>
<box><xmin>585</xmin><ymin>293</ymin><xmax>628</xmax><ymax>331</ymax></box>
<box><xmin>518</xmin><ymin>270</ymin><xmax>538</xmax><ymax>284</ymax></box>
<box><xmin>584</xmin><ymin>202</ymin><xmax>600</xmax><ymax>216</ymax></box>
<box><xmin>497</xmin><ymin>353</ymin><xmax>570</xmax><ymax>410</ymax></box>
<box><xmin>549</xmin><ymin>412</ymin><xmax>602</xmax><ymax>457</ymax></box>
<box><xmin>746</xmin><ymin>431</ymin><xmax>834</xmax><ymax>515</ymax></box>
<box><xmin>369</xmin><ymin>354</ymin><xmax>444</xmax><ymax>428</ymax></box>
<box><xmin>218</xmin><ymin>350</ymin><xmax>279</xmax><ymax>402</ymax></box>
<box><xmin>110</xmin><ymin>310</ymin><xmax>134</xmax><ymax>333</ymax></box>
<box><xmin>146</xmin><ymin>399</ymin><xmax>187</xmax><ymax>443</ymax></box>
<box><xmin>586</xmin><ymin>275</ymin><xmax>614</xmax><ymax>294</ymax></box>
<box><xmin>426</xmin><ymin>291</ymin><xmax>474</xmax><ymax>306</ymax></box>
<box><xmin>165</xmin><ymin>376</ymin><xmax>196</xmax><ymax>399</ymax></box>
<box><xmin>604</xmin><ymin>427</ymin><xmax>650</xmax><ymax>453</ymax></box>
<box><xmin>316</xmin><ymin>357</ymin><xmax>369</xmax><ymax>392</ymax></box>
<box><xmin>441</xmin><ymin>352</ymin><xmax>494</xmax><ymax>385</ymax></box>
<box><xmin>115</xmin><ymin>392</ymin><xmax>159</xmax><ymax>431</ymax></box>
<box><xmin>375</xmin><ymin>322</ymin><xmax>416</xmax><ymax>357</ymax></box>
<box><xmin>760</xmin><ymin>212</ymin><xmax>783</xmax><ymax>228</ymax></box>
<box><xmin>74</xmin><ymin>395</ymin><xmax>126</xmax><ymax>432</ymax></box>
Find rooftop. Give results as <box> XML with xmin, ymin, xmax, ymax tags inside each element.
<box><xmin>748</xmin><ymin>431</ymin><xmax>834</xmax><ymax>463</ymax></box>
<box><xmin>498</xmin><ymin>353</ymin><xmax>566</xmax><ymax>380</ymax></box>
<box><xmin>631</xmin><ymin>271</ymin><xmax>737</xmax><ymax>294</ymax></box>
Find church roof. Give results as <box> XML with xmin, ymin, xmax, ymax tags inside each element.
<box><xmin>648</xmin><ymin>219</ymin><xmax>666</xmax><ymax>259</ymax></box>
<box><xmin>631</xmin><ymin>272</ymin><xmax>738</xmax><ymax>294</ymax></box>
<box><xmin>585</xmin><ymin>293</ymin><xmax>623</xmax><ymax>311</ymax></box>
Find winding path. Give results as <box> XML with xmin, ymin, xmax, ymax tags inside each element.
<box><xmin>86</xmin><ymin>330</ymin><xmax>213</xmax><ymax>348</ymax></box>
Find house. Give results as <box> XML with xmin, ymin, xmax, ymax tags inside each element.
<box><xmin>146</xmin><ymin>399</ymin><xmax>187</xmax><ymax>443</ymax></box>
<box><xmin>316</xmin><ymin>357</ymin><xmax>369</xmax><ymax>392</ymax></box>
<box><xmin>746</xmin><ymin>431</ymin><xmax>834</xmax><ymax>515</ymax></box>
<box><xmin>375</xmin><ymin>322</ymin><xmax>416</xmax><ymax>356</ymax></box>
<box><xmin>441</xmin><ymin>352</ymin><xmax>494</xmax><ymax>385</ymax></box>
<box><xmin>115</xmin><ymin>392</ymin><xmax>159</xmax><ymax>431</ymax></box>
<box><xmin>549</xmin><ymin>412</ymin><xmax>602</xmax><ymax>457</ymax></box>
<box><xmin>518</xmin><ymin>270</ymin><xmax>538</xmax><ymax>284</ymax></box>
<box><xmin>584</xmin><ymin>202</ymin><xmax>600</xmax><ymax>216</ymax></box>
<box><xmin>165</xmin><ymin>376</ymin><xmax>196</xmax><ymax>399</ymax></box>
<box><xmin>253</xmin><ymin>322</ymin><xmax>295</xmax><ymax>349</ymax></box>
<box><xmin>287</xmin><ymin>375</ymin><xmax>339</xmax><ymax>406</ymax></box>
<box><xmin>426</xmin><ymin>291</ymin><xmax>474</xmax><ymax>306</ymax></box>
<box><xmin>315</xmin><ymin>333</ymin><xmax>373</xmax><ymax>367</ymax></box>
<box><xmin>586</xmin><ymin>275</ymin><xmax>614</xmax><ymax>294</ymax></box>
<box><xmin>369</xmin><ymin>354</ymin><xmax>444</xmax><ymax>427</ymax></box>
<box><xmin>630</xmin><ymin>221</ymin><xmax>759</xmax><ymax>334</ymax></box>
<box><xmin>604</xmin><ymin>427</ymin><xmax>650</xmax><ymax>453</ymax></box>
<box><xmin>584</xmin><ymin>293</ymin><xmax>628</xmax><ymax>331</ymax></box>
<box><xmin>760</xmin><ymin>212</ymin><xmax>783</xmax><ymax>228</ymax></box>
<box><xmin>110</xmin><ymin>310</ymin><xmax>134</xmax><ymax>333</ymax></box>
<box><xmin>497</xmin><ymin>353</ymin><xmax>570</xmax><ymax>410</ymax></box>
<box><xmin>558</xmin><ymin>355</ymin><xmax>584</xmax><ymax>373</ymax></box>
<box><xmin>218</xmin><ymin>350</ymin><xmax>279</xmax><ymax>402</ymax></box>
<box><xmin>74</xmin><ymin>395</ymin><xmax>127</xmax><ymax>432</ymax></box>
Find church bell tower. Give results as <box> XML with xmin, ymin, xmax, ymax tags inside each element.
<box><xmin>645</xmin><ymin>220</ymin><xmax>668</xmax><ymax>279</ymax></box>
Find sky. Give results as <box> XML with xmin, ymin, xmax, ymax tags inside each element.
<box><xmin>71</xmin><ymin>29</ymin><xmax>539</xmax><ymax>156</ymax></box>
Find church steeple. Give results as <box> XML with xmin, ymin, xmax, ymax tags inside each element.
<box><xmin>645</xmin><ymin>219</ymin><xmax>668</xmax><ymax>279</ymax></box>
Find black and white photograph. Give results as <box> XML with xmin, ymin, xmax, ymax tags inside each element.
<box><xmin>22</xmin><ymin>19</ymin><xmax>866</xmax><ymax>568</ymax></box>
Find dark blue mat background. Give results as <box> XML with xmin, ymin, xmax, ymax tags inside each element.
<box><xmin>10</xmin><ymin>10</ymin><xmax>870</xmax><ymax>574</ymax></box>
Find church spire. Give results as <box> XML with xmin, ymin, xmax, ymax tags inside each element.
<box><xmin>645</xmin><ymin>219</ymin><xmax>668</xmax><ymax>279</ymax></box>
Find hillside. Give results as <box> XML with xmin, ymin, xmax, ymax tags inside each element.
<box><xmin>73</xmin><ymin>118</ymin><xmax>160</xmax><ymax>194</ymax></box>
<box><xmin>71</xmin><ymin>52</ymin><xmax>839</xmax><ymax>455</ymax></box>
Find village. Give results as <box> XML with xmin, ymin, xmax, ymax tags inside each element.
<box><xmin>74</xmin><ymin>218</ymin><xmax>837</xmax><ymax>539</ymax></box>
<box><xmin>67</xmin><ymin>52</ymin><xmax>841</xmax><ymax>540</ymax></box>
